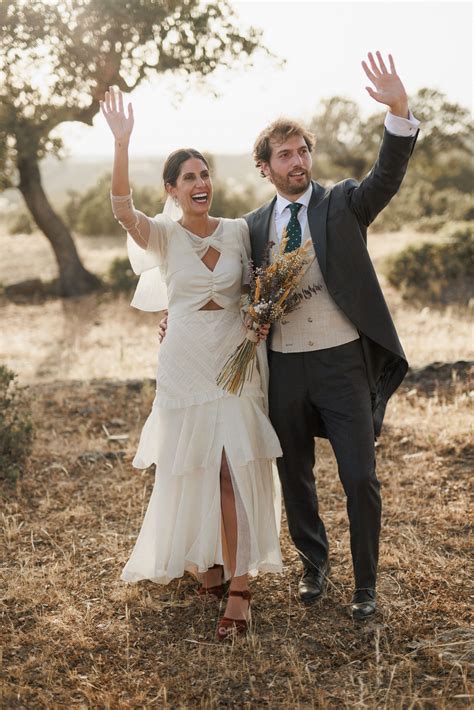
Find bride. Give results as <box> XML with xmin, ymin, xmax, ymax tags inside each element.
<box><xmin>101</xmin><ymin>87</ymin><xmax>283</xmax><ymax>640</ymax></box>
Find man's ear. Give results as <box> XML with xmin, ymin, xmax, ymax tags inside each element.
<box><xmin>261</xmin><ymin>162</ymin><xmax>272</xmax><ymax>181</ymax></box>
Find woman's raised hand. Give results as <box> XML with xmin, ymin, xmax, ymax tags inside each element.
<box><xmin>100</xmin><ymin>86</ymin><xmax>134</xmax><ymax>144</ymax></box>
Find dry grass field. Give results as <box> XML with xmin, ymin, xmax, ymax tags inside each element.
<box><xmin>0</xmin><ymin>229</ymin><xmax>471</xmax><ymax>384</ymax></box>
<box><xmin>1</xmin><ymin>229</ymin><xmax>473</xmax><ymax>708</ymax></box>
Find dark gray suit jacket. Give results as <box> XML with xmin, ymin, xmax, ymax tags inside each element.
<box><xmin>244</xmin><ymin>128</ymin><xmax>418</xmax><ymax>437</ymax></box>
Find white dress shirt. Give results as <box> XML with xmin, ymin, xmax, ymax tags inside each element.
<box><xmin>274</xmin><ymin>110</ymin><xmax>420</xmax><ymax>241</ymax></box>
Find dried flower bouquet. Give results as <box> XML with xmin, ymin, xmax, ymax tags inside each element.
<box><xmin>217</xmin><ymin>232</ymin><xmax>313</xmax><ymax>395</ymax></box>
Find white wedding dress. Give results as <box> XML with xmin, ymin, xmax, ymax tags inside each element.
<box><xmin>121</xmin><ymin>214</ymin><xmax>283</xmax><ymax>584</ymax></box>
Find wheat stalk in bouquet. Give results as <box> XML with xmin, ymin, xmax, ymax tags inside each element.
<box><xmin>217</xmin><ymin>231</ymin><xmax>312</xmax><ymax>395</ymax></box>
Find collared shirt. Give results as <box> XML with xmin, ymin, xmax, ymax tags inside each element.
<box><xmin>275</xmin><ymin>182</ymin><xmax>313</xmax><ymax>244</ymax></box>
<box><xmin>274</xmin><ymin>110</ymin><xmax>420</xmax><ymax>242</ymax></box>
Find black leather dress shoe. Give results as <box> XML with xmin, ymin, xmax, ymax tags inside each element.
<box><xmin>298</xmin><ymin>560</ymin><xmax>330</xmax><ymax>604</ymax></box>
<box><xmin>351</xmin><ymin>588</ymin><xmax>376</xmax><ymax>620</ymax></box>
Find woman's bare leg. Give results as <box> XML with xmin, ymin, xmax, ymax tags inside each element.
<box><xmin>220</xmin><ymin>451</ymin><xmax>250</xmax><ymax>619</ymax></box>
<box><xmin>201</xmin><ymin>565</ymin><xmax>222</xmax><ymax>589</ymax></box>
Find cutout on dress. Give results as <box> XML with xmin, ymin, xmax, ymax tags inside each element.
<box><xmin>199</xmin><ymin>246</ymin><xmax>223</xmax><ymax>310</ymax></box>
<box><xmin>199</xmin><ymin>301</ymin><xmax>223</xmax><ymax>310</ymax></box>
<box><xmin>201</xmin><ymin>246</ymin><xmax>221</xmax><ymax>272</ymax></box>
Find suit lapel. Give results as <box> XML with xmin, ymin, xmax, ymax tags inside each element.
<box><xmin>307</xmin><ymin>181</ymin><xmax>330</xmax><ymax>279</ymax></box>
<box><xmin>252</xmin><ymin>196</ymin><xmax>276</xmax><ymax>267</ymax></box>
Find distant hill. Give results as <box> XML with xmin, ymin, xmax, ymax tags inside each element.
<box><xmin>3</xmin><ymin>153</ymin><xmax>260</xmax><ymax>207</ymax></box>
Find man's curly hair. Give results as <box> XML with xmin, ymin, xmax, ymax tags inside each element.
<box><xmin>253</xmin><ymin>118</ymin><xmax>316</xmax><ymax>177</ymax></box>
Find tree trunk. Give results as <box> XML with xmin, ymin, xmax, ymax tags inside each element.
<box><xmin>17</xmin><ymin>154</ymin><xmax>102</xmax><ymax>297</ymax></box>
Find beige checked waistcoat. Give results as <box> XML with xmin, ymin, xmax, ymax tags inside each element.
<box><xmin>269</xmin><ymin>214</ymin><xmax>359</xmax><ymax>353</ymax></box>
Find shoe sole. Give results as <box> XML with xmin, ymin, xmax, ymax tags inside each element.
<box><xmin>298</xmin><ymin>582</ymin><xmax>327</xmax><ymax>604</ymax></box>
<box><xmin>352</xmin><ymin>609</ymin><xmax>376</xmax><ymax>621</ymax></box>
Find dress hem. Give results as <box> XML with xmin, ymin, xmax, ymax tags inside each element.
<box><xmin>132</xmin><ymin>451</ymin><xmax>282</xmax><ymax>471</ymax></box>
<box><xmin>121</xmin><ymin>561</ymin><xmax>284</xmax><ymax>586</ymax></box>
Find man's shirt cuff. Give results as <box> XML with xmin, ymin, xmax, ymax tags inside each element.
<box><xmin>384</xmin><ymin>110</ymin><xmax>420</xmax><ymax>137</ymax></box>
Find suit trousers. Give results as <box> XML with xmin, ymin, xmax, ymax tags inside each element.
<box><xmin>268</xmin><ymin>338</ymin><xmax>381</xmax><ymax>590</ymax></box>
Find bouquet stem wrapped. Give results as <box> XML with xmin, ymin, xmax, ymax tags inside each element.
<box><xmin>217</xmin><ymin>232</ymin><xmax>312</xmax><ymax>395</ymax></box>
<box><xmin>216</xmin><ymin>328</ymin><xmax>259</xmax><ymax>395</ymax></box>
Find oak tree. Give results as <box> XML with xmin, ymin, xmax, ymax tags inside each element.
<box><xmin>0</xmin><ymin>0</ymin><xmax>264</xmax><ymax>295</ymax></box>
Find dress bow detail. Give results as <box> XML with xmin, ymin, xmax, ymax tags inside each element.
<box><xmin>183</xmin><ymin>229</ymin><xmax>223</xmax><ymax>258</ymax></box>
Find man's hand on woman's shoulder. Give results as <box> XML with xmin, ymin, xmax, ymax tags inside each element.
<box><xmin>158</xmin><ymin>312</ymin><xmax>168</xmax><ymax>343</ymax></box>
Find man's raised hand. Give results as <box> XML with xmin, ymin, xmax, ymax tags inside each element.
<box><xmin>100</xmin><ymin>87</ymin><xmax>134</xmax><ymax>144</ymax></box>
<box><xmin>362</xmin><ymin>52</ymin><xmax>408</xmax><ymax>119</ymax></box>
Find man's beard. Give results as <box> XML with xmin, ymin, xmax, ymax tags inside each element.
<box><xmin>269</xmin><ymin>168</ymin><xmax>311</xmax><ymax>195</ymax></box>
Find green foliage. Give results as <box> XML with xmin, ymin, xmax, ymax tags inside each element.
<box><xmin>107</xmin><ymin>257</ymin><xmax>139</xmax><ymax>294</ymax></box>
<box><xmin>211</xmin><ymin>181</ymin><xmax>256</xmax><ymax>219</ymax></box>
<box><xmin>409</xmin><ymin>88</ymin><xmax>473</xmax><ymax>191</ymax></box>
<box><xmin>310</xmin><ymin>89</ymin><xmax>473</xmax><ymax>232</ymax></box>
<box><xmin>410</xmin><ymin>216</ymin><xmax>452</xmax><ymax>233</ymax></box>
<box><xmin>371</xmin><ymin>184</ymin><xmax>474</xmax><ymax>233</ymax></box>
<box><xmin>0</xmin><ymin>365</ymin><xmax>34</xmax><ymax>481</ymax></box>
<box><xmin>8</xmin><ymin>210</ymin><xmax>34</xmax><ymax>235</ymax></box>
<box><xmin>62</xmin><ymin>170</ymin><xmax>256</xmax><ymax>236</ymax></box>
<box><xmin>0</xmin><ymin>0</ymin><xmax>265</xmax><ymax>189</ymax></box>
<box><xmin>430</xmin><ymin>189</ymin><xmax>474</xmax><ymax>220</ymax></box>
<box><xmin>309</xmin><ymin>98</ymin><xmax>376</xmax><ymax>181</ymax></box>
<box><xmin>0</xmin><ymin>1</ymin><xmax>267</xmax><ymax>296</ymax></box>
<box><xmin>63</xmin><ymin>173</ymin><xmax>164</xmax><ymax>236</ymax></box>
<box><xmin>387</xmin><ymin>222</ymin><xmax>474</xmax><ymax>304</ymax></box>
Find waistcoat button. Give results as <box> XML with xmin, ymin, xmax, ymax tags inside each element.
<box><xmin>308</xmin><ymin>341</ymin><xmax>314</xmax><ymax>346</ymax></box>
<box><xmin>307</xmin><ymin>317</ymin><xmax>313</xmax><ymax>322</ymax></box>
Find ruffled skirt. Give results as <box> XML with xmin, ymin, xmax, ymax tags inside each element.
<box><xmin>121</xmin><ymin>309</ymin><xmax>283</xmax><ymax>584</ymax></box>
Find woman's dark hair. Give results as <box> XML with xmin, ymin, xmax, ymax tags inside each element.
<box><xmin>163</xmin><ymin>148</ymin><xmax>209</xmax><ymax>187</ymax></box>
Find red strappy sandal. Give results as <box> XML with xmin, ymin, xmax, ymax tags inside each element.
<box><xmin>216</xmin><ymin>590</ymin><xmax>252</xmax><ymax>641</ymax></box>
<box><xmin>197</xmin><ymin>564</ymin><xmax>226</xmax><ymax>600</ymax></box>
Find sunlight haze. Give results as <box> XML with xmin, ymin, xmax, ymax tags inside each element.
<box><xmin>47</xmin><ymin>1</ymin><xmax>474</xmax><ymax>158</ymax></box>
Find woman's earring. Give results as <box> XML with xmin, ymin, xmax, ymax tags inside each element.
<box><xmin>173</xmin><ymin>198</ymin><xmax>180</xmax><ymax>207</ymax></box>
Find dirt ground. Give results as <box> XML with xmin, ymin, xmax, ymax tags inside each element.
<box><xmin>1</xmin><ymin>229</ymin><xmax>473</xmax><ymax>708</ymax></box>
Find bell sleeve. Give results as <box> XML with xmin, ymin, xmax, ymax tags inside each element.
<box><xmin>111</xmin><ymin>192</ymin><xmax>170</xmax><ymax>312</ymax></box>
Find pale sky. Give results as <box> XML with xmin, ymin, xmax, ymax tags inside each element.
<box><xmin>57</xmin><ymin>0</ymin><xmax>473</xmax><ymax>157</ymax></box>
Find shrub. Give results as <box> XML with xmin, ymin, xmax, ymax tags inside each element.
<box><xmin>107</xmin><ymin>257</ymin><xmax>139</xmax><ymax>294</ymax></box>
<box><xmin>430</xmin><ymin>188</ymin><xmax>474</xmax><ymax>221</ymax></box>
<box><xmin>387</xmin><ymin>221</ymin><xmax>474</xmax><ymax>304</ymax></box>
<box><xmin>411</xmin><ymin>215</ymin><xmax>451</xmax><ymax>233</ymax></box>
<box><xmin>0</xmin><ymin>365</ymin><xmax>34</xmax><ymax>481</ymax></box>
<box><xmin>62</xmin><ymin>171</ymin><xmax>259</xmax><ymax>237</ymax></box>
<box><xmin>370</xmin><ymin>184</ymin><xmax>474</xmax><ymax>234</ymax></box>
<box><xmin>210</xmin><ymin>180</ymin><xmax>256</xmax><ymax>218</ymax></box>
<box><xmin>8</xmin><ymin>210</ymin><xmax>34</xmax><ymax>235</ymax></box>
<box><xmin>63</xmin><ymin>173</ymin><xmax>164</xmax><ymax>236</ymax></box>
<box><xmin>370</xmin><ymin>206</ymin><xmax>405</xmax><ymax>232</ymax></box>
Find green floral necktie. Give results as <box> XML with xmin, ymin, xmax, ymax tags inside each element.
<box><xmin>284</xmin><ymin>202</ymin><xmax>303</xmax><ymax>252</ymax></box>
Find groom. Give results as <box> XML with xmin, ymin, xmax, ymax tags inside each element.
<box><xmin>245</xmin><ymin>52</ymin><xmax>419</xmax><ymax>619</ymax></box>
